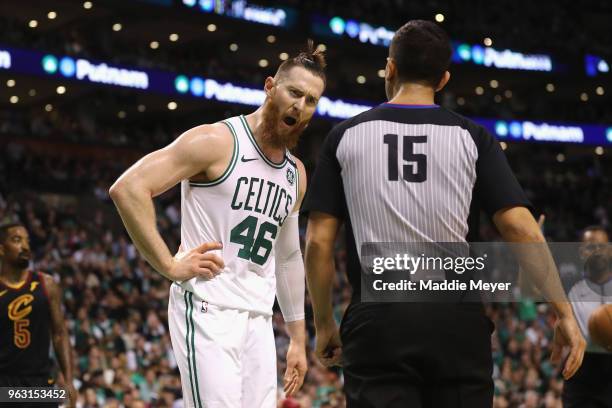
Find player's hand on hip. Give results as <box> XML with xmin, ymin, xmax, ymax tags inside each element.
<box><xmin>550</xmin><ymin>314</ymin><xmax>586</xmax><ymax>379</ymax></box>
<box><xmin>169</xmin><ymin>242</ymin><xmax>225</xmax><ymax>281</ymax></box>
<box><xmin>314</xmin><ymin>321</ymin><xmax>342</xmax><ymax>367</ymax></box>
<box><xmin>284</xmin><ymin>340</ymin><xmax>307</xmax><ymax>397</ymax></box>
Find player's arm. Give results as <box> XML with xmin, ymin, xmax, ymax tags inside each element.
<box><xmin>109</xmin><ymin>124</ymin><xmax>228</xmax><ymax>281</ymax></box>
<box><xmin>305</xmin><ymin>212</ymin><xmax>342</xmax><ymax>366</ymax></box>
<box><xmin>44</xmin><ymin>274</ymin><xmax>77</xmax><ymax>407</ymax></box>
<box><xmin>493</xmin><ymin>206</ymin><xmax>586</xmax><ymax>379</ymax></box>
<box><xmin>493</xmin><ymin>207</ymin><xmax>571</xmax><ymax>315</ymax></box>
<box><xmin>303</xmin><ymin>125</ymin><xmax>345</xmax><ymax>367</ymax></box>
<box><xmin>275</xmin><ymin>159</ymin><xmax>307</xmax><ymax>396</ymax></box>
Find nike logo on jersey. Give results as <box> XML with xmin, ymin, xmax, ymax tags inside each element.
<box><xmin>241</xmin><ymin>156</ymin><xmax>258</xmax><ymax>163</ymax></box>
<box><xmin>0</xmin><ymin>290</ymin><xmax>6</xmax><ymax>297</ymax></box>
<box><xmin>30</xmin><ymin>282</ymin><xmax>39</xmax><ymax>292</ymax></box>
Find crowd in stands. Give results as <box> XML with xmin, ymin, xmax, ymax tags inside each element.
<box><xmin>1</xmin><ymin>0</ymin><xmax>611</xmax><ymax>123</ymax></box>
<box><xmin>1</xmin><ymin>121</ymin><xmax>610</xmax><ymax>407</ymax></box>
<box><xmin>1</xmin><ymin>3</ymin><xmax>610</xmax><ymax>406</ymax></box>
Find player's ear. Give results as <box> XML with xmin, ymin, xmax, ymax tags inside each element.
<box><xmin>264</xmin><ymin>76</ymin><xmax>276</xmax><ymax>97</ymax></box>
<box><xmin>385</xmin><ymin>57</ymin><xmax>396</xmax><ymax>81</ymax></box>
<box><xmin>435</xmin><ymin>71</ymin><xmax>451</xmax><ymax>92</ymax></box>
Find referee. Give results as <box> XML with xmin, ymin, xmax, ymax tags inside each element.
<box><xmin>563</xmin><ymin>226</ymin><xmax>612</xmax><ymax>407</ymax></box>
<box><xmin>303</xmin><ymin>20</ymin><xmax>585</xmax><ymax>408</ymax></box>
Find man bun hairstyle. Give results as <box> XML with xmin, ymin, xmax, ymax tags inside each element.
<box><xmin>389</xmin><ymin>20</ymin><xmax>452</xmax><ymax>88</ymax></box>
<box><xmin>276</xmin><ymin>39</ymin><xmax>327</xmax><ymax>86</ymax></box>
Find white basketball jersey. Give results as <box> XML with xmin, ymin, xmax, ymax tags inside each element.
<box><xmin>178</xmin><ymin>115</ymin><xmax>299</xmax><ymax>316</ymax></box>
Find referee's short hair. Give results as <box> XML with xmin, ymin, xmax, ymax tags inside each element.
<box><xmin>389</xmin><ymin>20</ymin><xmax>452</xmax><ymax>88</ymax></box>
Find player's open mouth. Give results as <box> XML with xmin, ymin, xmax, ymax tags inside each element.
<box><xmin>283</xmin><ymin>116</ymin><xmax>297</xmax><ymax>126</ymax></box>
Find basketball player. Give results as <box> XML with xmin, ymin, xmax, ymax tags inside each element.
<box><xmin>563</xmin><ymin>226</ymin><xmax>612</xmax><ymax>407</ymax></box>
<box><xmin>0</xmin><ymin>223</ymin><xmax>76</xmax><ymax>407</ymax></box>
<box><xmin>303</xmin><ymin>20</ymin><xmax>585</xmax><ymax>407</ymax></box>
<box><xmin>109</xmin><ymin>44</ymin><xmax>326</xmax><ymax>407</ymax></box>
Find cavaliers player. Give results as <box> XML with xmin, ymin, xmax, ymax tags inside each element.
<box><xmin>0</xmin><ymin>223</ymin><xmax>77</xmax><ymax>407</ymax></box>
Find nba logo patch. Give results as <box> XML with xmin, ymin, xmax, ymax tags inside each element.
<box><xmin>201</xmin><ymin>300</ymin><xmax>208</xmax><ymax>313</ymax></box>
<box><xmin>286</xmin><ymin>167</ymin><xmax>295</xmax><ymax>185</ymax></box>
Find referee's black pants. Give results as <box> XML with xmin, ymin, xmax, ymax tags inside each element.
<box><xmin>340</xmin><ymin>302</ymin><xmax>494</xmax><ymax>408</ymax></box>
<box><xmin>562</xmin><ymin>351</ymin><xmax>612</xmax><ymax>408</ymax></box>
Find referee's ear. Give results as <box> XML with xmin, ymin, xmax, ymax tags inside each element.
<box><xmin>435</xmin><ymin>71</ymin><xmax>451</xmax><ymax>92</ymax></box>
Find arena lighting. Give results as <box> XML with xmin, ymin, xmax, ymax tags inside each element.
<box><xmin>184</xmin><ymin>0</ymin><xmax>291</xmax><ymax>28</ymax></box>
<box><xmin>482</xmin><ymin>119</ymin><xmax>612</xmax><ymax>145</ymax></box>
<box><xmin>41</xmin><ymin>52</ymin><xmax>149</xmax><ymax>90</ymax></box>
<box><xmin>0</xmin><ymin>49</ymin><xmax>12</xmax><ymax>69</ymax></box>
<box><xmin>2</xmin><ymin>45</ymin><xmax>611</xmax><ymax>140</ymax></box>
<box><xmin>174</xmin><ymin>75</ymin><xmax>189</xmax><ymax>93</ymax></box>
<box><xmin>329</xmin><ymin>17</ymin><xmax>345</xmax><ymax>34</ymax></box>
<box><xmin>452</xmin><ymin>43</ymin><xmax>552</xmax><ymax>71</ymax></box>
<box><xmin>191</xmin><ymin>77</ymin><xmax>370</xmax><ymax>119</ymax></box>
<box><xmin>585</xmin><ymin>54</ymin><xmax>609</xmax><ymax>77</ymax></box>
<box><xmin>6</xmin><ymin>79</ymin><xmax>15</xmax><ymax>87</ymax></box>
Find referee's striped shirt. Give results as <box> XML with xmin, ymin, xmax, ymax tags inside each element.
<box><xmin>302</xmin><ymin>103</ymin><xmax>531</xmax><ymax>293</ymax></box>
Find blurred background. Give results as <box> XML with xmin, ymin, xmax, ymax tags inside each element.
<box><xmin>0</xmin><ymin>0</ymin><xmax>611</xmax><ymax>407</ymax></box>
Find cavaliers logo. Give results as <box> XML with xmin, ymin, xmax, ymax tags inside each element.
<box><xmin>286</xmin><ymin>167</ymin><xmax>295</xmax><ymax>186</ymax></box>
<box><xmin>8</xmin><ymin>294</ymin><xmax>33</xmax><ymax>348</ymax></box>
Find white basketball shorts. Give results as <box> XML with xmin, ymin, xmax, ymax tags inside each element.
<box><xmin>168</xmin><ymin>283</ymin><xmax>277</xmax><ymax>408</ymax></box>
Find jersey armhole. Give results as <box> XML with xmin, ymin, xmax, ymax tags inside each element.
<box><xmin>38</xmin><ymin>271</ymin><xmax>50</xmax><ymax>301</ymax></box>
<box><xmin>189</xmin><ymin>120</ymin><xmax>240</xmax><ymax>187</ymax></box>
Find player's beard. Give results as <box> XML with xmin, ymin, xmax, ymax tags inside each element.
<box><xmin>12</xmin><ymin>255</ymin><xmax>30</xmax><ymax>269</ymax></box>
<box><xmin>261</xmin><ymin>100</ymin><xmax>308</xmax><ymax>150</ymax></box>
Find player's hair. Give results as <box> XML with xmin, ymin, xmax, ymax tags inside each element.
<box><xmin>0</xmin><ymin>222</ymin><xmax>25</xmax><ymax>242</ymax></box>
<box><xmin>389</xmin><ymin>20</ymin><xmax>452</xmax><ymax>88</ymax></box>
<box><xmin>275</xmin><ymin>39</ymin><xmax>327</xmax><ymax>86</ymax></box>
<box><xmin>581</xmin><ymin>225</ymin><xmax>609</xmax><ymax>238</ymax></box>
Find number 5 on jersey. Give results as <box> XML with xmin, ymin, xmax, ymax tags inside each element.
<box><xmin>230</xmin><ymin>215</ymin><xmax>278</xmax><ymax>265</ymax></box>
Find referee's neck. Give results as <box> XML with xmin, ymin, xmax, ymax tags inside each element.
<box><xmin>388</xmin><ymin>83</ymin><xmax>435</xmax><ymax>106</ymax></box>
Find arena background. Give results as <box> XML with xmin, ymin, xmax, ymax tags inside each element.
<box><xmin>1</xmin><ymin>0</ymin><xmax>611</xmax><ymax>407</ymax></box>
